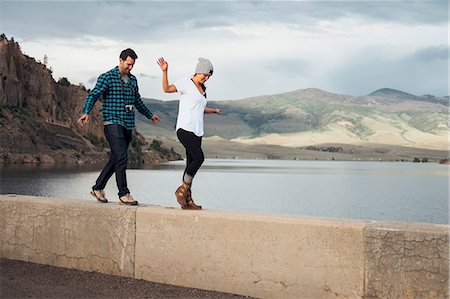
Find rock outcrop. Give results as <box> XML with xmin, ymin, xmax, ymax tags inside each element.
<box><xmin>0</xmin><ymin>35</ymin><xmax>181</xmax><ymax>164</ymax></box>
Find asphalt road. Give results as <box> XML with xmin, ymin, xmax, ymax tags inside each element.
<box><xmin>0</xmin><ymin>258</ymin><xmax>254</xmax><ymax>299</ymax></box>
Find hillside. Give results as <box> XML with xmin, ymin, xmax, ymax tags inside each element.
<box><xmin>0</xmin><ymin>36</ymin><xmax>181</xmax><ymax>164</ymax></box>
<box><xmin>2</xmin><ymin>35</ymin><xmax>445</xmax><ymax>163</ymax></box>
<box><xmin>138</xmin><ymin>88</ymin><xmax>448</xmax><ymax>161</ymax></box>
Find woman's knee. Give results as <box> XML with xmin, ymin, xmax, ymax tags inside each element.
<box><xmin>196</xmin><ymin>153</ymin><xmax>204</xmax><ymax>166</ymax></box>
<box><xmin>188</xmin><ymin>154</ymin><xmax>204</xmax><ymax>173</ymax></box>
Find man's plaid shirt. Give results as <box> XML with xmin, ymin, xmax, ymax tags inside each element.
<box><xmin>82</xmin><ymin>66</ymin><xmax>153</xmax><ymax>129</ymax></box>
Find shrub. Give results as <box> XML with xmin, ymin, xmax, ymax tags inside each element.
<box><xmin>58</xmin><ymin>77</ymin><xmax>71</xmax><ymax>86</ymax></box>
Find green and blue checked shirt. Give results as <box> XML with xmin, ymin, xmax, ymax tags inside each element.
<box><xmin>82</xmin><ymin>66</ymin><xmax>153</xmax><ymax>129</ymax></box>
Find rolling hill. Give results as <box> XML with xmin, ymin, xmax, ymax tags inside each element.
<box><xmin>137</xmin><ymin>87</ymin><xmax>448</xmax><ymax>161</ymax></box>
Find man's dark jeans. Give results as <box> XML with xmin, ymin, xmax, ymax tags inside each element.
<box><xmin>93</xmin><ymin>124</ymin><xmax>132</xmax><ymax>197</ymax></box>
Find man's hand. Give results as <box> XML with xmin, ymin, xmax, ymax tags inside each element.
<box><xmin>78</xmin><ymin>114</ymin><xmax>89</xmax><ymax>127</ymax></box>
<box><xmin>151</xmin><ymin>115</ymin><xmax>160</xmax><ymax>125</ymax></box>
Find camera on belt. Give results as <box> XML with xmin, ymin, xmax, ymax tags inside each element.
<box><xmin>125</xmin><ymin>104</ymin><xmax>135</xmax><ymax>113</ymax></box>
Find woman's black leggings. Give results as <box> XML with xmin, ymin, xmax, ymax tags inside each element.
<box><xmin>176</xmin><ymin>128</ymin><xmax>204</xmax><ymax>183</ymax></box>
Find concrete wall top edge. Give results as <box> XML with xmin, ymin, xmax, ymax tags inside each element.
<box><xmin>3</xmin><ymin>195</ymin><xmax>447</xmax><ymax>230</ymax></box>
<box><xmin>0</xmin><ymin>194</ymin><xmax>138</xmax><ymax>211</ymax></box>
<box><xmin>365</xmin><ymin>220</ymin><xmax>450</xmax><ymax>233</ymax></box>
<box><xmin>137</xmin><ymin>204</ymin><xmax>370</xmax><ymax>230</ymax></box>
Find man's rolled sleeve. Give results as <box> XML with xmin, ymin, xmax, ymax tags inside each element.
<box><xmin>134</xmin><ymin>83</ymin><xmax>153</xmax><ymax>119</ymax></box>
<box><xmin>82</xmin><ymin>73</ymin><xmax>109</xmax><ymax>115</ymax></box>
<box><xmin>135</xmin><ymin>98</ymin><xmax>153</xmax><ymax>119</ymax></box>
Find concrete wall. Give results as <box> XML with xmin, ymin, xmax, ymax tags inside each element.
<box><xmin>0</xmin><ymin>195</ymin><xmax>137</xmax><ymax>277</ymax></box>
<box><xmin>0</xmin><ymin>195</ymin><xmax>448</xmax><ymax>299</ymax></box>
<box><xmin>364</xmin><ymin>222</ymin><xmax>449</xmax><ymax>299</ymax></box>
<box><xmin>135</xmin><ymin>209</ymin><xmax>366</xmax><ymax>298</ymax></box>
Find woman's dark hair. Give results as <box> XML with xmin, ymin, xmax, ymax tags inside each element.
<box><xmin>199</xmin><ymin>80</ymin><xmax>207</xmax><ymax>98</ymax></box>
<box><xmin>120</xmin><ymin>48</ymin><xmax>138</xmax><ymax>60</ymax></box>
<box><xmin>192</xmin><ymin>75</ymin><xmax>207</xmax><ymax>98</ymax></box>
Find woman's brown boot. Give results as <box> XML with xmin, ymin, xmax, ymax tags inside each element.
<box><xmin>183</xmin><ymin>189</ymin><xmax>202</xmax><ymax>210</ymax></box>
<box><xmin>175</xmin><ymin>181</ymin><xmax>190</xmax><ymax>208</ymax></box>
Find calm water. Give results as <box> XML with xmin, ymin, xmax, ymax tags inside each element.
<box><xmin>1</xmin><ymin>159</ymin><xmax>448</xmax><ymax>224</ymax></box>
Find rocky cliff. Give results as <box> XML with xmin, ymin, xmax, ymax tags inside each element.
<box><xmin>0</xmin><ymin>36</ymin><xmax>181</xmax><ymax>164</ymax></box>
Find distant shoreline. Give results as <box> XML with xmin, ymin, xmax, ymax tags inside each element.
<box><xmin>140</xmin><ymin>135</ymin><xmax>449</xmax><ymax>164</ymax></box>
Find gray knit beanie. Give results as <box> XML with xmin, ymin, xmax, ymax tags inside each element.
<box><xmin>195</xmin><ymin>58</ymin><xmax>214</xmax><ymax>76</ymax></box>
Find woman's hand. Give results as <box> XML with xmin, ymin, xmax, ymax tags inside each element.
<box><xmin>158</xmin><ymin>57</ymin><xmax>177</xmax><ymax>93</ymax></box>
<box><xmin>157</xmin><ymin>57</ymin><xmax>168</xmax><ymax>72</ymax></box>
<box><xmin>205</xmin><ymin>107</ymin><xmax>222</xmax><ymax>114</ymax></box>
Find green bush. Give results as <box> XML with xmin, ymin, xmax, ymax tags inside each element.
<box><xmin>58</xmin><ymin>77</ymin><xmax>71</xmax><ymax>86</ymax></box>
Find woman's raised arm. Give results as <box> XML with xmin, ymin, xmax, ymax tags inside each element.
<box><xmin>157</xmin><ymin>57</ymin><xmax>177</xmax><ymax>93</ymax></box>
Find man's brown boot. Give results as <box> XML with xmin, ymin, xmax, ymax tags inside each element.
<box><xmin>175</xmin><ymin>181</ymin><xmax>190</xmax><ymax>208</ymax></box>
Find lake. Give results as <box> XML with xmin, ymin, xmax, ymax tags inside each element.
<box><xmin>1</xmin><ymin>159</ymin><xmax>448</xmax><ymax>224</ymax></box>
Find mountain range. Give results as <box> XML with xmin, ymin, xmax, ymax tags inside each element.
<box><xmin>1</xmin><ymin>34</ymin><xmax>447</xmax><ymax>163</ymax></box>
<box><xmin>136</xmin><ymin>87</ymin><xmax>448</xmax><ymax>161</ymax></box>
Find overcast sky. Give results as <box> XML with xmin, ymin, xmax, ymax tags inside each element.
<box><xmin>1</xmin><ymin>1</ymin><xmax>448</xmax><ymax>101</ymax></box>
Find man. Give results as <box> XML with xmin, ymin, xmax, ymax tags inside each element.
<box><xmin>78</xmin><ymin>48</ymin><xmax>160</xmax><ymax>205</ymax></box>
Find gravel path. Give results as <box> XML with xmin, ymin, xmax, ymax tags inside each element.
<box><xmin>0</xmin><ymin>258</ymin><xmax>255</xmax><ymax>299</ymax></box>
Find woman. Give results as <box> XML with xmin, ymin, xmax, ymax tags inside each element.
<box><xmin>157</xmin><ymin>57</ymin><xmax>221</xmax><ymax>209</ymax></box>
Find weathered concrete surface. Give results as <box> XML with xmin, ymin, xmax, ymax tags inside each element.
<box><xmin>135</xmin><ymin>207</ymin><xmax>366</xmax><ymax>299</ymax></box>
<box><xmin>0</xmin><ymin>195</ymin><xmax>136</xmax><ymax>277</ymax></box>
<box><xmin>364</xmin><ymin>222</ymin><xmax>449</xmax><ymax>299</ymax></box>
<box><xmin>1</xmin><ymin>195</ymin><xmax>448</xmax><ymax>299</ymax></box>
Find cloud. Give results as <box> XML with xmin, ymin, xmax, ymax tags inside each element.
<box><xmin>336</xmin><ymin>1</ymin><xmax>448</xmax><ymax>25</ymax></box>
<box><xmin>2</xmin><ymin>1</ymin><xmax>447</xmax><ymax>43</ymax></box>
<box><xmin>413</xmin><ymin>45</ymin><xmax>448</xmax><ymax>62</ymax></box>
<box><xmin>88</xmin><ymin>76</ymin><xmax>98</xmax><ymax>85</ymax></box>
<box><xmin>329</xmin><ymin>44</ymin><xmax>448</xmax><ymax>97</ymax></box>
<box><xmin>265</xmin><ymin>58</ymin><xmax>310</xmax><ymax>77</ymax></box>
<box><xmin>138</xmin><ymin>73</ymin><xmax>158</xmax><ymax>79</ymax></box>
<box><xmin>1</xmin><ymin>1</ymin><xmax>447</xmax><ymax>99</ymax></box>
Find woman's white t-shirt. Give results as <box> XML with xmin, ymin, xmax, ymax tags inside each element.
<box><xmin>174</xmin><ymin>77</ymin><xmax>207</xmax><ymax>137</ymax></box>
